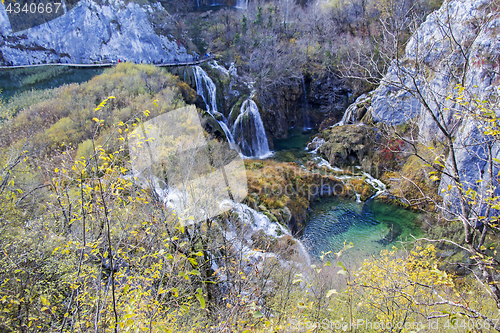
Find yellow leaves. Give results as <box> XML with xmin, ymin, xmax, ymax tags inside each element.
<box><xmin>429</xmin><ymin>171</ymin><xmax>440</xmax><ymax>182</ymax></box>
<box><xmin>40</xmin><ymin>296</ymin><xmax>50</xmax><ymax>307</ymax></box>
<box><xmin>354</xmin><ymin>244</ymin><xmax>455</xmax><ymax>318</ymax></box>
<box><xmin>95</xmin><ymin>96</ymin><xmax>115</xmax><ymax>112</ymax></box>
<box><xmin>292</xmin><ymin>274</ymin><xmax>303</xmax><ymax>285</ymax></box>
<box><xmin>297</xmin><ymin>301</ymin><xmax>314</xmax><ymax>309</ymax></box>
<box><xmin>195</xmin><ymin>288</ymin><xmax>205</xmax><ymax>309</ymax></box>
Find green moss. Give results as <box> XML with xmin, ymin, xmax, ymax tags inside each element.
<box><xmin>264</xmin><ymin>212</ymin><xmax>278</xmax><ymax>223</ymax></box>
<box><xmin>228</xmin><ymin>96</ymin><xmax>247</xmax><ymax>124</ymax></box>
<box><xmin>319</xmin><ymin>125</ymin><xmax>375</xmax><ymax>167</ymax></box>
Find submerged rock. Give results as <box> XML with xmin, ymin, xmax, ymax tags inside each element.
<box><xmin>376</xmin><ymin>223</ymin><xmax>403</xmax><ymax>245</ymax></box>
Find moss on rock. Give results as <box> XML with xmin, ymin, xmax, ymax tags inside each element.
<box><xmin>319</xmin><ymin>125</ymin><xmax>375</xmax><ymax>167</ymax></box>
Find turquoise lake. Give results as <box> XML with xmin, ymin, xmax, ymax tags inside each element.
<box><xmin>302</xmin><ymin>196</ymin><xmax>422</xmax><ymax>266</ymax></box>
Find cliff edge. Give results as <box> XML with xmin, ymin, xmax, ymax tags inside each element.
<box><xmin>0</xmin><ymin>0</ymin><xmax>193</xmax><ymax>65</ymax></box>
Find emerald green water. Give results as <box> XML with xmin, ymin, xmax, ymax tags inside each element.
<box><xmin>302</xmin><ymin>197</ymin><xmax>421</xmax><ymax>266</ymax></box>
<box><xmin>272</xmin><ymin>127</ymin><xmax>317</xmax><ymax>162</ymax></box>
<box><xmin>273</xmin><ymin>127</ymin><xmax>317</xmax><ymax>151</ymax></box>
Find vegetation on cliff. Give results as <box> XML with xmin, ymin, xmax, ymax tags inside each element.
<box><xmin>245</xmin><ymin>159</ymin><xmax>377</xmax><ymax>235</ymax></box>
<box><xmin>3</xmin><ymin>0</ymin><xmax>500</xmax><ymax>331</ymax></box>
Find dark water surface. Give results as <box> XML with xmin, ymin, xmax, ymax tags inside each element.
<box><xmin>273</xmin><ymin>127</ymin><xmax>317</xmax><ymax>152</ymax></box>
<box><xmin>0</xmin><ymin>66</ymin><xmax>105</xmax><ymax>101</ymax></box>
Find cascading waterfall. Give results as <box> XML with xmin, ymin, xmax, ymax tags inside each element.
<box><xmin>334</xmin><ymin>102</ymin><xmax>356</xmax><ymax>127</ymax></box>
<box><xmin>193</xmin><ymin>66</ymin><xmax>218</xmax><ymax>116</ymax></box>
<box><xmin>193</xmin><ymin>66</ymin><xmax>235</xmax><ymax>143</ymax></box>
<box><xmin>231</xmin><ymin>99</ymin><xmax>272</xmax><ymax>159</ymax></box>
<box><xmin>334</xmin><ymin>93</ymin><xmax>371</xmax><ymax>127</ymax></box>
<box><xmin>227</xmin><ymin>200</ymin><xmax>312</xmax><ymax>268</ymax></box>
<box><xmin>301</xmin><ymin>76</ymin><xmax>311</xmax><ymax>130</ymax></box>
<box><xmin>235</xmin><ymin>0</ymin><xmax>249</xmax><ymax>9</ymax></box>
<box><xmin>193</xmin><ymin>65</ymin><xmax>271</xmax><ymax>159</ymax></box>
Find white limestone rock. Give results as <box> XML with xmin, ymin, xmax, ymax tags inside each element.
<box><xmin>0</xmin><ymin>0</ymin><xmax>193</xmax><ymax>65</ymax></box>
<box><xmin>340</xmin><ymin>0</ymin><xmax>500</xmax><ymax>214</ymax></box>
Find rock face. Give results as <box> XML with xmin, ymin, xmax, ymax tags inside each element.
<box><xmin>308</xmin><ymin>73</ymin><xmax>351</xmax><ymax>120</ymax></box>
<box><xmin>258</xmin><ymin>74</ymin><xmax>350</xmax><ymax>139</ymax></box>
<box><xmin>318</xmin><ymin>125</ymin><xmax>375</xmax><ymax>168</ymax></box>
<box><xmin>259</xmin><ymin>82</ymin><xmax>303</xmax><ymax>139</ymax></box>
<box><xmin>341</xmin><ymin>0</ymin><xmax>500</xmax><ymax>212</ymax></box>
<box><xmin>0</xmin><ymin>0</ymin><xmax>193</xmax><ymax>65</ymax></box>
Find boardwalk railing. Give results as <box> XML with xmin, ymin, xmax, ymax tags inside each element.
<box><xmin>0</xmin><ymin>56</ymin><xmax>216</xmax><ymax>70</ymax></box>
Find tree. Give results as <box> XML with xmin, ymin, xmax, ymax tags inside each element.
<box><xmin>242</xmin><ymin>14</ymin><xmax>248</xmax><ymax>35</ymax></box>
<box><xmin>340</xmin><ymin>0</ymin><xmax>500</xmax><ymax>325</ymax></box>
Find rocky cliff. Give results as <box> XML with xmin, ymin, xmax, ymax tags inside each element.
<box><xmin>335</xmin><ymin>0</ymin><xmax>500</xmax><ymax>210</ymax></box>
<box><xmin>258</xmin><ymin>74</ymin><xmax>350</xmax><ymax>139</ymax></box>
<box><xmin>0</xmin><ymin>0</ymin><xmax>193</xmax><ymax>65</ymax></box>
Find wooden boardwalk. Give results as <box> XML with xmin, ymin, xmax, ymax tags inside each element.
<box><xmin>0</xmin><ymin>56</ymin><xmax>216</xmax><ymax>70</ymax></box>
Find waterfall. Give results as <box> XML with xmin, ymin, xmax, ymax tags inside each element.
<box><xmin>193</xmin><ymin>66</ymin><xmax>217</xmax><ymax>115</ymax></box>
<box><xmin>232</xmin><ymin>99</ymin><xmax>272</xmax><ymax>159</ymax></box>
<box><xmin>356</xmin><ymin>166</ymin><xmax>387</xmax><ymax>198</ymax></box>
<box><xmin>334</xmin><ymin>93</ymin><xmax>371</xmax><ymax>127</ymax></box>
<box><xmin>193</xmin><ymin>65</ymin><xmax>272</xmax><ymax>159</ymax></box>
<box><xmin>235</xmin><ymin>0</ymin><xmax>248</xmax><ymax>9</ymax></box>
<box><xmin>334</xmin><ymin>102</ymin><xmax>356</xmax><ymax>127</ymax></box>
<box><xmin>307</xmin><ymin>139</ymin><xmax>386</xmax><ymax>198</ymax></box>
<box><xmin>301</xmin><ymin>76</ymin><xmax>311</xmax><ymax>130</ymax></box>
<box><xmin>193</xmin><ymin>66</ymin><xmax>235</xmax><ymax>143</ymax></box>
<box><xmin>227</xmin><ymin>200</ymin><xmax>312</xmax><ymax>267</ymax></box>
